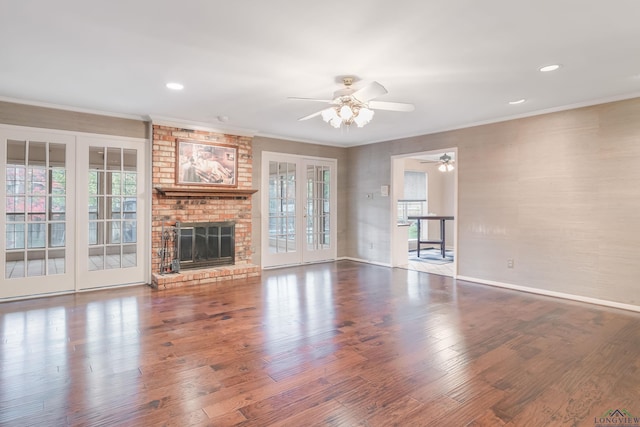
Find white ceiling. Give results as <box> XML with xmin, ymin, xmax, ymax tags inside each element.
<box><xmin>1</xmin><ymin>1</ymin><xmax>639</xmax><ymax>147</ymax></box>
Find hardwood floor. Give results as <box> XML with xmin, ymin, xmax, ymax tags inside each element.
<box><xmin>2</xmin><ymin>260</ymin><xmax>640</xmax><ymax>426</ymax></box>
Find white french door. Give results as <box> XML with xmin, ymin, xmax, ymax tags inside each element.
<box><xmin>262</xmin><ymin>152</ymin><xmax>336</xmax><ymax>268</ymax></box>
<box><xmin>0</xmin><ymin>129</ymin><xmax>76</xmax><ymax>298</ymax></box>
<box><xmin>76</xmin><ymin>136</ymin><xmax>146</xmax><ymax>290</ymax></box>
<box><xmin>0</xmin><ymin>126</ymin><xmax>147</xmax><ymax>300</ymax></box>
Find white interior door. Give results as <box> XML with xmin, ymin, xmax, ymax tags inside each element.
<box><xmin>76</xmin><ymin>137</ymin><xmax>146</xmax><ymax>289</ymax></box>
<box><xmin>0</xmin><ymin>129</ymin><xmax>76</xmax><ymax>299</ymax></box>
<box><xmin>262</xmin><ymin>153</ymin><xmax>336</xmax><ymax>268</ymax></box>
<box><xmin>263</xmin><ymin>157</ymin><xmax>299</xmax><ymax>267</ymax></box>
<box><xmin>302</xmin><ymin>158</ymin><xmax>334</xmax><ymax>263</ymax></box>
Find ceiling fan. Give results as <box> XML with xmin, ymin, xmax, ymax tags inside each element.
<box><xmin>420</xmin><ymin>153</ymin><xmax>455</xmax><ymax>172</ymax></box>
<box><xmin>289</xmin><ymin>77</ymin><xmax>414</xmax><ymax>128</ymax></box>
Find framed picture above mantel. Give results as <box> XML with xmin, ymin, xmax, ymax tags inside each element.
<box><xmin>176</xmin><ymin>139</ymin><xmax>238</xmax><ymax>188</ymax></box>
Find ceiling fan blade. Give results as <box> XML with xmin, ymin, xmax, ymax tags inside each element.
<box><xmin>368</xmin><ymin>100</ymin><xmax>415</xmax><ymax>112</ymax></box>
<box><xmin>298</xmin><ymin>108</ymin><xmax>328</xmax><ymax>121</ymax></box>
<box><xmin>352</xmin><ymin>81</ymin><xmax>388</xmax><ymax>102</ymax></box>
<box><xmin>288</xmin><ymin>97</ymin><xmax>335</xmax><ymax>103</ymax></box>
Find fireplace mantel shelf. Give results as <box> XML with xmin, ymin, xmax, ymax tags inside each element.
<box><xmin>155</xmin><ymin>187</ymin><xmax>258</xmax><ymax>198</ymax></box>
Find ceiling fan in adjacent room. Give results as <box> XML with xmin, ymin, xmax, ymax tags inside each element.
<box><xmin>420</xmin><ymin>153</ymin><xmax>455</xmax><ymax>172</ymax></box>
<box><xmin>289</xmin><ymin>77</ymin><xmax>415</xmax><ymax>129</ymax></box>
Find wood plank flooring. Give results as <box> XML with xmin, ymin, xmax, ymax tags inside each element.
<box><xmin>1</xmin><ymin>260</ymin><xmax>640</xmax><ymax>426</ymax></box>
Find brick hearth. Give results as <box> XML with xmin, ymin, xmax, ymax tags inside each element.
<box><xmin>150</xmin><ymin>125</ymin><xmax>259</xmax><ymax>289</ymax></box>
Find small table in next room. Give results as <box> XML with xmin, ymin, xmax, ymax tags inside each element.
<box><xmin>407</xmin><ymin>216</ymin><xmax>455</xmax><ymax>259</ymax></box>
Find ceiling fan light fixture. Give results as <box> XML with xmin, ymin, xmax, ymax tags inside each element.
<box><xmin>321</xmin><ymin>108</ymin><xmax>339</xmax><ymax>123</ymax></box>
<box><xmin>437</xmin><ymin>153</ymin><xmax>455</xmax><ymax>172</ymax></box>
<box><xmin>339</xmin><ymin>104</ymin><xmax>354</xmax><ymax>121</ymax></box>
<box><xmin>293</xmin><ymin>78</ymin><xmax>413</xmax><ymax>129</ymax></box>
<box><xmin>354</xmin><ymin>107</ymin><xmax>374</xmax><ymax>127</ymax></box>
<box><xmin>329</xmin><ymin>117</ymin><xmax>342</xmax><ymax>128</ymax></box>
<box><xmin>320</xmin><ymin>98</ymin><xmax>374</xmax><ymax>128</ymax></box>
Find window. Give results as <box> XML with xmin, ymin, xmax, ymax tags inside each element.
<box><xmin>398</xmin><ymin>171</ymin><xmax>427</xmax><ymax>240</ymax></box>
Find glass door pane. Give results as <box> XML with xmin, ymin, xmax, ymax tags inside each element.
<box><xmin>268</xmin><ymin>161</ymin><xmax>296</xmax><ymax>254</ymax></box>
<box><xmin>87</xmin><ymin>146</ymin><xmax>138</xmax><ymax>272</ymax></box>
<box><xmin>5</xmin><ymin>140</ymin><xmax>67</xmax><ymax>279</ymax></box>
<box><xmin>302</xmin><ymin>159</ymin><xmax>335</xmax><ymax>263</ymax></box>
<box><xmin>306</xmin><ymin>164</ymin><xmax>330</xmax><ymax>251</ymax></box>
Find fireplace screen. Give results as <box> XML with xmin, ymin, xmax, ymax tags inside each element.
<box><xmin>177</xmin><ymin>221</ymin><xmax>234</xmax><ymax>269</ymax></box>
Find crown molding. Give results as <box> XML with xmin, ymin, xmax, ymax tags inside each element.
<box><xmin>0</xmin><ymin>96</ymin><xmax>147</xmax><ymax>121</ymax></box>
<box><xmin>148</xmin><ymin>115</ymin><xmax>258</xmax><ymax>137</ymax></box>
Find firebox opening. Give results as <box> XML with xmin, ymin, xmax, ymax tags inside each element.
<box><xmin>177</xmin><ymin>221</ymin><xmax>235</xmax><ymax>270</ymax></box>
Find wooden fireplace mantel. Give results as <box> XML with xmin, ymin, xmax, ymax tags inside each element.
<box><xmin>155</xmin><ymin>187</ymin><xmax>258</xmax><ymax>198</ymax></box>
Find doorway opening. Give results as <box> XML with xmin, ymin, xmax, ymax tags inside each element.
<box><xmin>390</xmin><ymin>148</ymin><xmax>458</xmax><ymax>277</ymax></box>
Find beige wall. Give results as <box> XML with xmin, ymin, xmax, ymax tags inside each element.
<box><xmin>251</xmin><ymin>136</ymin><xmax>348</xmax><ymax>266</ymax></box>
<box><xmin>0</xmin><ymin>101</ymin><xmax>148</xmax><ymax>139</ymax></box>
<box><xmin>347</xmin><ymin>97</ymin><xmax>640</xmax><ymax>306</ymax></box>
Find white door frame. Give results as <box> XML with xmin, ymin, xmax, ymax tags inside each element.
<box><xmin>389</xmin><ymin>147</ymin><xmax>459</xmax><ymax>275</ymax></box>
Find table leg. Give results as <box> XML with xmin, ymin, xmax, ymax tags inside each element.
<box><xmin>440</xmin><ymin>219</ymin><xmax>446</xmax><ymax>258</ymax></box>
<box><xmin>416</xmin><ymin>219</ymin><xmax>421</xmax><ymax>257</ymax></box>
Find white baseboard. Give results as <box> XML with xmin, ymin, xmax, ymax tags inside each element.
<box><xmin>262</xmin><ymin>259</ymin><xmax>336</xmax><ymax>270</ymax></box>
<box><xmin>456</xmin><ymin>275</ymin><xmax>640</xmax><ymax>313</ymax></box>
<box><xmin>338</xmin><ymin>257</ymin><xmax>392</xmax><ymax>268</ymax></box>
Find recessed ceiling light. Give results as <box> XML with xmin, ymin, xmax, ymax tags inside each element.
<box><xmin>509</xmin><ymin>99</ymin><xmax>526</xmax><ymax>105</ymax></box>
<box><xmin>166</xmin><ymin>82</ymin><xmax>184</xmax><ymax>90</ymax></box>
<box><xmin>539</xmin><ymin>64</ymin><xmax>561</xmax><ymax>72</ymax></box>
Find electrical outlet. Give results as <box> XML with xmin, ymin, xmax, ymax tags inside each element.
<box><xmin>507</xmin><ymin>259</ymin><xmax>514</xmax><ymax>268</ymax></box>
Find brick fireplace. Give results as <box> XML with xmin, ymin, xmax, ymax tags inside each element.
<box><xmin>150</xmin><ymin>124</ymin><xmax>260</xmax><ymax>289</ymax></box>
